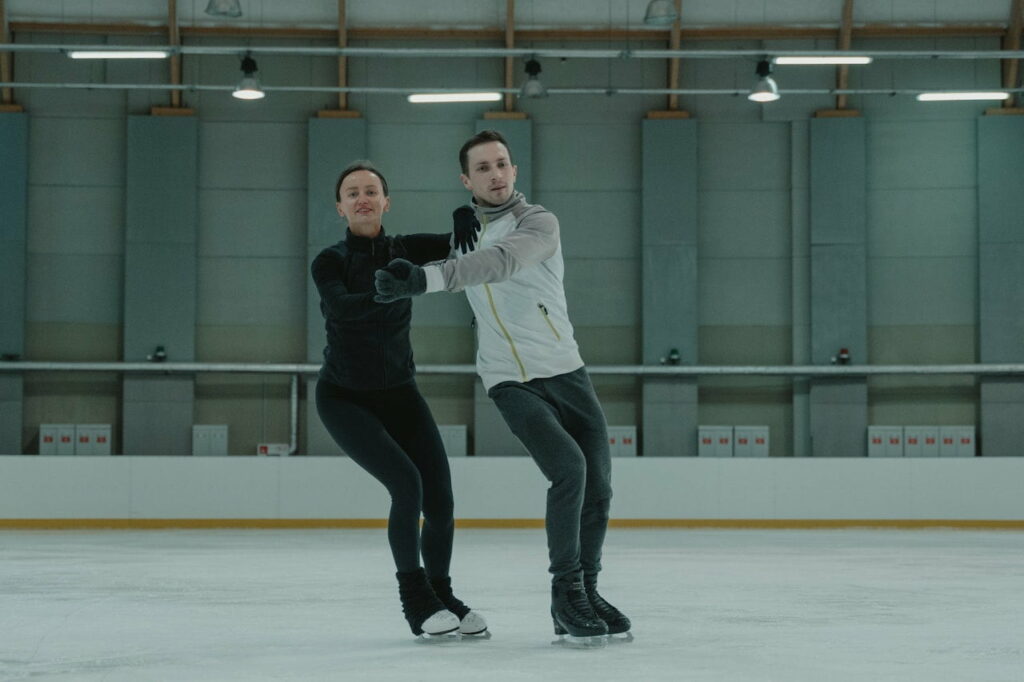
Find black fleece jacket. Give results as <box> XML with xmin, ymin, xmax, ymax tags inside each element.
<box><xmin>312</xmin><ymin>227</ymin><xmax>451</xmax><ymax>390</ymax></box>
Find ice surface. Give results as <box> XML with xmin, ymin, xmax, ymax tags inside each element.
<box><xmin>1</xmin><ymin>528</ymin><xmax>1022</xmax><ymax>681</ymax></box>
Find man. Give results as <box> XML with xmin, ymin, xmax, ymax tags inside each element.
<box><xmin>374</xmin><ymin>130</ymin><xmax>630</xmax><ymax>644</ymax></box>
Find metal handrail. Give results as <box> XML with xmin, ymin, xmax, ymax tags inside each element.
<box><xmin>3</xmin><ymin>361</ymin><xmax>1017</xmax><ymax>456</ymax></box>
<box><xmin>2</xmin><ymin>361</ymin><xmax>1024</xmax><ymax>376</ymax></box>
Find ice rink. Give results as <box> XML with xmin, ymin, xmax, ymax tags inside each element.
<box><xmin>2</xmin><ymin>527</ymin><xmax>1022</xmax><ymax>681</ymax></box>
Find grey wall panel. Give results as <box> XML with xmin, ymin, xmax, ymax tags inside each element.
<box><xmin>123</xmin><ymin>244</ymin><xmax>197</xmax><ymax>361</ymax></box>
<box><xmin>699</xmin><ymin>123</ymin><xmax>790</xmax><ymax>192</ymax></box>
<box><xmin>810</xmin><ymin>244</ymin><xmax>867</xmax><ymax>365</ymax></box>
<box><xmin>0</xmin><ymin>113</ymin><xmax>27</xmax><ymax>454</ymax></box>
<box><xmin>0</xmin><ymin>245</ymin><xmax>26</xmax><ymax>355</ymax></box>
<box><xmin>868</xmin><ymin>120</ymin><xmax>976</xmax><ymax>189</ymax></box>
<box><xmin>200</xmin><ymin>123</ymin><xmax>306</xmax><ymax>191</ymax></box>
<box><xmin>474</xmin><ymin>118</ymin><xmax>532</xmax><ymax>199</ymax></box>
<box><xmin>564</xmin><ymin>258</ymin><xmax>640</xmax><ymax>327</ymax></box>
<box><xmin>536</xmin><ymin>124</ymin><xmax>639</xmax><ymax>192</ymax></box>
<box><xmin>198</xmin><ymin>257</ymin><xmax>305</xmax><ymax>327</ymax></box>
<box><xmin>868</xmin><ymin>189</ymin><xmax>977</xmax><ymax>257</ymax></box>
<box><xmin>643</xmin><ymin>120</ymin><xmax>697</xmax><ymax>246</ymax></box>
<box><xmin>27</xmin><ymin>254</ymin><xmax>123</xmax><ymax>325</ymax></box>
<box><xmin>306</xmin><ymin>118</ymin><xmax>367</xmax><ymax>366</ymax></box>
<box><xmin>535</xmin><ymin>191</ymin><xmax>639</xmax><ymax>259</ymax></box>
<box><xmin>126</xmin><ymin>119</ymin><xmax>198</xmax><ymax>245</ymax></box>
<box><xmin>699</xmin><ymin>257</ymin><xmax>791</xmax><ymax>326</ymax></box>
<box><xmin>810</xmin><ymin>117</ymin><xmax>865</xmax><ymax>245</ymax></box>
<box><xmin>122</xmin><ymin>394</ymin><xmax>194</xmax><ymax>456</ymax></box>
<box><xmin>699</xmin><ymin>190</ymin><xmax>791</xmax><ymax>257</ymax></box>
<box><xmin>642</xmin><ymin>380</ymin><xmax>698</xmax><ymax>457</ymax></box>
<box><xmin>978</xmin><ymin>116</ymin><xmax>1024</xmax><ymax>245</ymax></box>
<box><xmin>978</xmin><ymin>116</ymin><xmax>1024</xmax><ymax>458</ymax></box>
<box><xmin>641</xmin><ymin>119</ymin><xmax>698</xmax><ymax>456</ymax></box>
<box><xmin>124</xmin><ymin>376</ymin><xmax>193</xmax><ymax>404</ymax></box>
<box><xmin>386</xmin><ymin>190</ymin><xmax>467</xmax><ymax>238</ymax></box>
<box><xmin>642</xmin><ymin>244</ymin><xmax>697</xmax><ymax>365</ymax></box>
<box><xmin>199</xmin><ymin>189</ymin><xmax>306</xmax><ymax>258</ymax></box>
<box><xmin>0</xmin><ymin>390</ymin><xmax>23</xmax><ymax>454</ymax></box>
<box><xmin>869</xmin><ymin>257</ymin><xmax>976</xmax><ymax>326</ymax></box>
<box><xmin>123</xmin><ymin>117</ymin><xmax>199</xmax><ymax>455</ymax></box>
<box><xmin>27</xmin><ymin>186</ymin><xmax>125</xmax><ymax>255</ymax></box>
<box><xmin>369</xmin><ymin>123</ymin><xmax>475</xmax><ymax>192</ymax></box>
<box><xmin>809</xmin><ymin>383</ymin><xmax>869</xmax><ymax>457</ymax></box>
<box><xmin>28</xmin><ymin>117</ymin><xmax>125</xmax><ymax>188</ymax></box>
<box><xmin>979</xmin><ymin>203</ymin><xmax>1024</xmax><ymax>357</ymax></box>
<box><xmin>810</xmin><ymin>118</ymin><xmax>867</xmax><ymax>458</ymax></box>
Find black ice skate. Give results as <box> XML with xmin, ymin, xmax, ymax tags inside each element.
<box><xmin>550</xmin><ymin>575</ymin><xmax>608</xmax><ymax>648</ymax></box>
<box><xmin>584</xmin><ymin>574</ymin><xmax>633</xmax><ymax>642</ymax></box>
<box><xmin>396</xmin><ymin>568</ymin><xmax>460</xmax><ymax>640</ymax></box>
<box><xmin>429</xmin><ymin>576</ymin><xmax>490</xmax><ymax>637</ymax></box>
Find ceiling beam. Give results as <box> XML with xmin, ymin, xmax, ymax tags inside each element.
<box><xmin>1005</xmin><ymin>0</ymin><xmax>1023</xmax><ymax>108</ymax></box>
<box><xmin>835</xmin><ymin>0</ymin><xmax>855</xmax><ymax>110</ymax></box>
<box><xmin>0</xmin><ymin>0</ymin><xmax>13</xmax><ymax>106</ymax></box>
<box><xmin>7</xmin><ymin>21</ymin><xmax>1010</xmax><ymax>42</ymax></box>
<box><xmin>337</xmin><ymin>0</ymin><xmax>347</xmax><ymax>111</ymax></box>
<box><xmin>667</xmin><ymin>0</ymin><xmax>682</xmax><ymax>111</ymax></box>
<box><xmin>168</xmin><ymin>0</ymin><xmax>182</xmax><ymax>108</ymax></box>
<box><xmin>504</xmin><ymin>0</ymin><xmax>515</xmax><ymax>112</ymax></box>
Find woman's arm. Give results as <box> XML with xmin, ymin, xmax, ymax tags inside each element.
<box><xmin>311</xmin><ymin>250</ymin><xmax>380</xmax><ymax>321</ymax></box>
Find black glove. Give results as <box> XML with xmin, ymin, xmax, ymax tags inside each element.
<box><xmin>374</xmin><ymin>258</ymin><xmax>426</xmax><ymax>303</ymax></box>
<box><xmin>452</xmin><ymin>205</ymin><xmax>481</xmax><ymax>254</ymax></box>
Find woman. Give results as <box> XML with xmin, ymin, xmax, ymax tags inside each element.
<box><xmin>311</xmin><ymin>161</ymin><xmax>485</xmax><ymax>639</ymax></box>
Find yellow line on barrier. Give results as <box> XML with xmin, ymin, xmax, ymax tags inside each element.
<box><xmin>0</xmin><ymin>519</ymin><xmax>1022</xmax><ymax>530</ymax></box>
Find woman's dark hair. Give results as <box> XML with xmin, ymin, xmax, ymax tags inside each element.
<box><xmin>335</xmin><ymin>161</ymin><xmax>389</xmax><ymax>201</ymax></box>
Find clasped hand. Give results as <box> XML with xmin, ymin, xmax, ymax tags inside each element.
<box><xmin>374</xmin><ymin>258</ymin><xmax>426</xmax><ymax>303</ymax></box>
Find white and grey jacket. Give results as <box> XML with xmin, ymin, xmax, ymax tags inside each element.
<box><xmin>422</xmin><ymin>192</ymin><xmax>584</xmax><ymax>391</ymax></box>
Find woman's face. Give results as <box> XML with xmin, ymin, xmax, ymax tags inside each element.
<box><xmin>336</xmin><ymin>170</ymin><xmax>390</xmax><ymax>237</ymax></box>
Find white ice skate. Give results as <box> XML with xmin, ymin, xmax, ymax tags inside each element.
<box><xmin>417</xmin><ymin>609</ymin><xmax>461</xmax><ymax>642</ymax></box>
<box><xmin>458</xmin><ymin>610</ymin><xmax>490</xmax><ymax>637</ymax></box>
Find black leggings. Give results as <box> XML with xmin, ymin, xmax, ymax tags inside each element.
<box><xmin>315</xmin><ymin>378</ymin><xmax>454</xmax><ymax>577</ymax></box>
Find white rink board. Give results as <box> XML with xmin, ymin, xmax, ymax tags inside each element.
<box><xmin>1</xmin><ymin>456</ymin><xmax>1023</xmax><ymax>520</ymax></box>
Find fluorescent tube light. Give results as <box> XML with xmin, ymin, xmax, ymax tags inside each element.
<box><xmin>916</xmin><ymin>92</ymin><xmax>1010</xmax><ymax>102</ymax></box>
<box><xmin>773</xmin><ymin>56</ymin><xmax>872</xmax><ymax>65</ymax></box>
<box><xmin>407</xmin><ymin>92</ymin><xmax>502</xmax><ymax>103</ymax></box>
<box><xmin>67</xmin><ymin>50</ymin><xmax>171</xmax><ymax>60</ymax></box>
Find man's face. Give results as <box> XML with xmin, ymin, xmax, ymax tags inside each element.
<box><xmin>460</xmin><ymin>141</ymin><xmax>517</xmax><ymax>207</ymax></box>
<box><xmin>336</xmin><ymin>170</ymin><xmax>390</xmax><ymax>236</ymax></box>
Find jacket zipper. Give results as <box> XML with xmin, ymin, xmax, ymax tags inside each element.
<box><xmin>537</xmin><ymin>302</ymin><xmax>561</xmax><ymax>341</ymax></box>
<box><xmin>478</xmin><ymin>214</ymin><xmax>528</xmax><ymax>381</ymax></box>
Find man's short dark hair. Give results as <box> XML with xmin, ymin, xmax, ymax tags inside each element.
<box><xmin>335</xmin><ymin>161</ymin><xmax>389</xmax><ymax>201</ymax></box>
<box><xmin>458</xmin><ymin>130</ymin><xmax>512</xmax><ymax>174</ymax></box>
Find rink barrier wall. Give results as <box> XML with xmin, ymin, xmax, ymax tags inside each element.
<box><xmin>1</xmin><ymin>519</ymin><xmax>1023</xmax><ymax>530</ymax></box>
<box><xmin>1</xmin><ymin>456</ymin><xmax>1023</xmax><ymax>529</ymax></box>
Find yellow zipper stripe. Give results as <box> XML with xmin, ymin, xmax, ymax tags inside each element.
<box><xmin>478</xmin><ymin>213</ymin><xmax>528</xmax><ymax>382</ymax></box>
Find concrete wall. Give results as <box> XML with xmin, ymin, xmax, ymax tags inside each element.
<box><xmin>5</xmin><ymin>31</ymin><xmax>1019</xmax><ymax>457</ymax></box>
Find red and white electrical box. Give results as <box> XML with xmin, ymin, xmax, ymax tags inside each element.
<box><xmin>733</xmin><ymin>426</ymin><xmax>769</xmax><ymax>457</ymax></box>
<box><xmin>40</xmin><ymin>424</ymin><xmax>75</xmax><ymax>456</ymax></box>
<box><xmin>607</xmin><ymin>426</ymin><xmax>637</xmax><ymax>457</ymax></box>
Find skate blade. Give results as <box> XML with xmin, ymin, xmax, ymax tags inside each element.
<box><xmin>460</xmin><ymin>628</ymin><xmax>491</xmax><ymax>639</ymax></box>
<box><xmin>550</xmin><ymin>634</ymin><xmax>608</xmax><ymax>649</ymax></box>
<box><xmin>416</xmin><ymin>630</ymin><xmax>462</xmax><ymax>645</ymax></box>
<box><xmin>608</xmin><ymin>631</ymin><xmax>634</xmax><ymax>644</ymax></box>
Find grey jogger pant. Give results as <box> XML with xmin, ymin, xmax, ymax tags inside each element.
<box><xmin>488</xmin><ymin>366</ymin><xmax>612</xmax><ymax>583</ymax></box>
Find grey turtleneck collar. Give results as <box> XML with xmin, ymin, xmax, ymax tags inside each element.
<box><xmin>473</xmin><ymin>191</ymin><xmax>526</xmax><ymax>222</ymax></box>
